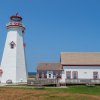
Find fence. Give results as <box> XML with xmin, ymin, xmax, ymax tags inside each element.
<box><xmin>65</xmin><ymin>79</ymin><xmax>100</xmax><ymax>84</ymax></box>
<box><xmin>27</xmin><ymin>79</ymin><xmax>59</xmax><ymax>86</ymax></box>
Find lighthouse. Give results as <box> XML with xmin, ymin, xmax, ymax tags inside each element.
<box><xmin>0</xmin><ymin>13</ymin><xmax>27</xmax><ymax>84</ymax></box>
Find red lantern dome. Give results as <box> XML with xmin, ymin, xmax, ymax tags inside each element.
<box><xmin>10</xmin><ymin>13</ymin><xmax>22</xmax><ymax>21</ymax></box>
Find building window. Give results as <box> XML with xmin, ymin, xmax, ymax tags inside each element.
<box><xmin>93</xmin><ymin>72</ymin><xmax>98</xmax><ymax>79</ymax></box>
<box><xmin>10</xmin><ymin>41</ymin><xmax>15</xmax><ymax>49</ymax></box>
<box><xmin>72</xmin><ymin>71</ymin><xmax>78</xmax><ymax>79</ymax></box>
<box><xmin>44</xmin><ymin>71</ymin><xmax>47</xmax><ymax>78</ymax></box>
<box><xmin>49</xmin><ymin>74</ymin><xmax>51</xmax><ymax>78</ymax></box>
<box><xmin>38</xmin><ymin>71</ymin><xmax>42</xmax><ymax>78</ymax></box>
<box><xmin>66</xmin><ymin>71</ymin><xmax>71</xmax><ymax>79</ymax></box>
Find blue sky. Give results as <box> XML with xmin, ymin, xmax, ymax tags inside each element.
<box><xmin>0</xmin><ymin>0</ymin><xmax>100</xmax><ymax>72</ymax></box>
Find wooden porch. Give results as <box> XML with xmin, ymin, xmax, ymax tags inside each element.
<box><xmin>27</xmin><ymin>79</ymin><xmax>59</xmax><ymax>86</ymax></box>
<box><xmin>27</xmin><ymin>78</ymin><xmax>100</xmax><ymax>86</ymax></box>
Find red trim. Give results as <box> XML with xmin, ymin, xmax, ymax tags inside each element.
<box><xmin>62</xmin><ymin>64</ymin><xmax>100</xmax><ymax>66</ymax></box>
<box><xmin>0</xmin><ymin>69</ymin><xmax>3</xmax><ymax>76</ymax></box>
<box><xmin>7</xmin><ymin>25</ymin><xmax>25</xmax><ymax>30</ymax></box>
<box><xmin>10</xmin><ymin>16</ymin><xmax>22</xmax><ymax>20</ymax></box>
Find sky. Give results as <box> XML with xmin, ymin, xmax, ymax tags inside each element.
<box><xmin>0</xmin><ymin>0</ymin><xmax>100</xmax><ymax>72</ymax></box>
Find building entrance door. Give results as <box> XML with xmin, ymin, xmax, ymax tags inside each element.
<box><xmin>47</xmin><ymin>71</ymin><xmax>53</xmax><ymax>79</ymax></box>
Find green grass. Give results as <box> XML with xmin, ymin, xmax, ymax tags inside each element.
<box><xmin>4</xmin><ymin>85</ymin><xmax>100</xmax><ymax>95</ymax></box>
<box><xmin>1</xmin><ymin>85</ymin><xmax>100</xmax><ymax>100</ymax></box>
<box><xmin>45</xmin><ymin>96</ymin><xmax>92</xmax><ymax>100</ymax></box>
<box><xmin>46</xmin><ymin>85</ymin><xmax>100</xmax><ymax>95</ymax></box>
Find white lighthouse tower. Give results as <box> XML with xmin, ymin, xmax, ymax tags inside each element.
<box><xmin>1</xmin><ymin>13</ymin><xmax>27</xmax><ymax>84</ymax></box>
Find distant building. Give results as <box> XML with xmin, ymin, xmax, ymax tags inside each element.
<box><xmin>37</xmin><ymin>52</ymin><xmax>100</xmax><ymax>84</ymax></box>
<box><xmin>37</xmin><ymin>63</ymin><xmax>62</xmax><ymax>79</ymax></box>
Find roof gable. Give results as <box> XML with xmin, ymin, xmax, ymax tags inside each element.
<box><xmin>37</xmin><ymin>63</ymin><xmax>62</xmax><ymax>70</ymax></box>
<box><xmin>61</xmin><ymin>52</ymin><xmax>100</xmax><ymax>65</ymax></box>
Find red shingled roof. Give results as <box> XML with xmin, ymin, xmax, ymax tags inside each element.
<box><xmin>37</xmin><ymin>63</ymin><xmax>62</xmax><ymax>71</ymax></box>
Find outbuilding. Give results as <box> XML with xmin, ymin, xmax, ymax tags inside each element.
<box><xmin>37</xmin><ymin>52</ymin><xmax>100</xmax><ymax>84</ymax></box>
<box><xmin>60</xmin><ymin>52</ymin><xmax>100</xmax><ymax>84</ymax></box>
<box><xmin>37</xmin><ymin>63</ymin><xmax>62</xmax><ymax>79</ymax></box>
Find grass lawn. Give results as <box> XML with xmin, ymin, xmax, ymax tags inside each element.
<box><xmin>46</xmin><ymin>85</ymin><xmax>100</xmax><ymax>95</ymax></box>
<box><xmin>0</xmin><ymin>85</ymin><xmax>100</xmax><ymax>100</ymax></box>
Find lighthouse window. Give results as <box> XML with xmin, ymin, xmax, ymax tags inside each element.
<box><xmin>11</xmin><ymin>44</ymin><xmax>14</xmax><ymax>48</ymax></box>
<box><xmin>10</xmin><ymin>41</ymin><xmax>15</xmax><ymax>49</ymax></box>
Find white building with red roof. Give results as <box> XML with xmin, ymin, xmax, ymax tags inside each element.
<box><xmin>60</xmin><ymin>52</ymin><xmax>100</xmax><ymax>84</ymax></box>
<box><xmin>37</xmin><ymin>52</ymin><xmax>100</xmax><ymax>84</ymax></box>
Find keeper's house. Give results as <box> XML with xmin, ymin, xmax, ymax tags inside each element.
<box><xmin>37</xmin><ymin>63</ymin><xmax>62</xmax><ymax>79</ymax></box>
<box><xmin>37</xmin><ymin>52</ymin><xmax>100</xmax><ymax>84</ymax></box>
